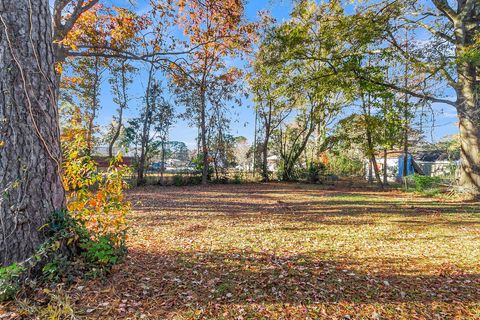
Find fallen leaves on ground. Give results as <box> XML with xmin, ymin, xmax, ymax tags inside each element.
<box><xmin>2</xmin><ymin>183</ymin><xmax>480</xmax><ymax>319</ymax></box>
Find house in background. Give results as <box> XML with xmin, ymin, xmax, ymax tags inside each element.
<box><xmin>365</xmin><ymin>150</ymin><xmax>458</xmax><ymax>182</ymax></box>
<box><xmin>267</xmin><ymin>155</ymin><xmax>279</xmax><ymax>172</ymax></box>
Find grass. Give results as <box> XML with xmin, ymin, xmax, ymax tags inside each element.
<box><xmin>2</xmin><ymin>182</ymin><xmax>479</xmax><ymax>319</ymax></box>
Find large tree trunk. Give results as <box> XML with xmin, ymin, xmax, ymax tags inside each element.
<box><xmin>0</xmin><ymin>0</ymin><xmax>65</xmax><ymax>266</ymax></box>
<box><xmin>454</xmin><ymin>11</ymin><xmax>480</xmax><ymax>195</ymax></box>
<box><xmin>457</xmin><ymin>78</ymin><xmax>480</xmax><ymax>195</ymax></box>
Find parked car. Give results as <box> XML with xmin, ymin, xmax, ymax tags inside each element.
<box><xmin>149</xmin><ymin>162</ymin><xmax>165</xmax><ymax>171</ymax></box>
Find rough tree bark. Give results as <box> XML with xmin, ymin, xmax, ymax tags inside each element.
<box><xmin>395</xmin><ymin>0</ymin><xmax>480</xmax><ymax>194</ymax></box>
<box><xmin>0</xmin><ymin>0</ymin><xmax>65</xmax><ymax>266</ymax></box>
<box><xmin>453</xmin><ymin>5</ymin><xmax>480</xmax><ymax>195</ymax></box>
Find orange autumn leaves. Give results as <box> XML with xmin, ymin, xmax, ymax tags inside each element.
<box><xmin>62</xmin><ymin>108</ymin><xmax>130</xmax><ymax>247</ymax></box>
<box><xmin>60</xmin><ymin>4</ymin><xmax>150</xmax><ymax>53</ymax></box>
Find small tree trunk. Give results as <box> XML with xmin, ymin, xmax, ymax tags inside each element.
<box><xmin>262</xmin><ymin>132</ymin><xmax>270</xmax><ymax>182</ymax></box>
<box><xmin>109</xmin><ymin>61</ymin><xmax>129</xmax><ymax>158</ymax></box>
<box><xmin>371</xmin><ymin>154</ymin><xmax>383</xmax><ymax>188</ymax></box>
<box><xmin>108</xmin><ymin>106</ymin><xmax>124</xmax><ymax>159</ymax></box>
<box><xmin>0</xmin><ymin>0</ymin><xmax>65</xmax><ymax>266</ymax></box>
<box><xmin>366</xmin><ymin>131</ymin><xmax>383</xmax><ymax>188</ymax></box>
<box><xmin>200</xmin><ymin>86</ymin><xmax>209</xmax><ymax>185</ymax></box>
<box><xmin>160</xmin><ymin>141</ymin><xmax>165</xmax><ymax>186</ymax></box>
<box><xmin>368</xmin><ymin>160</ymin><xmax>373</xmax><ymax>184</ymax></box>
<box><xmin>383</xmin><ymin>148</ymin><xmax>388</xmax><ymax>186</ymax></box>
<box><xmin>86</xmin><ymin>56</ymin><xmax>101</xmax><ymax>155</ymax></box>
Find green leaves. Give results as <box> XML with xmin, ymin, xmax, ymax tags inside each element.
<box><xmin>0</xmin><ymin>263</ymin><xmax>25</xmax><ymax>302</ymax></box>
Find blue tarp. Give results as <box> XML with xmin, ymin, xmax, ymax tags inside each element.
<box><xmin>398</xmin><ymin>154</ymin><xmax>415</xmax><ymax>177</ymax></box>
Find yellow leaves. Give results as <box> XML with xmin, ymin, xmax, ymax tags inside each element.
<box><xmin>55</xmin><ymin>63</ymin><xmax>63</xmax><ymax>75</ymax></box>
<box><xmin>61</xmin><ymin>107</ymin><xmax>130</xmax><ymax>248</ymax></box>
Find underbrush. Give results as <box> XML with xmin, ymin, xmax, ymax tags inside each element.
<box><xmin>407</xmin><ymin>175</ymin><xmax>444</xmax><ymax>197</ymax></box>
<box><xmin>0</xmin><ymin>111</ymin><xmax>130</xmax><ymax>318</ymax></box>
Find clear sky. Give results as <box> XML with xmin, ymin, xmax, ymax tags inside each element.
<box><xmin>95</xmin><ymin>0</ymin><xmax>460</xmax><ymax>150</ymax></box>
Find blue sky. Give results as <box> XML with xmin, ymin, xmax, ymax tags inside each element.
<box><xmin>95</xmin><ymin>0</ymin><xmax>460</xmax><ymax>150</ymax></box>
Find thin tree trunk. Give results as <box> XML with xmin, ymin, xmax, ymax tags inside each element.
<box><xmin>86</xmin><ymin>56</ymin><xmax>100</xmax><ymax>155</ymax></box>
<box><xmin>262</xmin><ymin>129</ymin><xmax>270</xmax><ymax>182</ymax></box>
<box><xmin>252</xmin><ymin>109</ymin><xmax>257</xmax><ymax>176</ymax></box>
<box><xmin>362</xmin><ymin>93</ymin><xmax>383</xmax><ymax>188</ymax></box>
<box><xmin>137</xmin><ymin>65</ymin><xmax>155</xmax><ymax>185</ymax></box>
<box><xmin>403</xmin><ymin>27</ymin><xmax>411</xmax><ymax>187</ymax></box>
<box><xmin>160</xmin><ymin>141</ymin><xmax>165</xmax><ymax>185</ymax></box>
<box><xmin>108</xmin><ymin>106</ymin><xmax>123</xmax><ymax>158</ymax></box>
<box><xmin>0</xmin><ymin>0</ymin><xmax>65</xmax><ymax>266</ymax></box>
<box><xmin>403</xmin><ymin>106</ymin><xmax>409</xmax><ymax>179</ymax></box>
<box><xmin>366</xmin><ymin>132</ymin><xmax>383</xmax><ymax>188</ymax></box>
<box><xmin>108</xmin><ymin>61</ymin><xmax>128</xmax><ymax>158</ymax></box>
<box><xmin>368</xmin><ymin>160</ymin><xmax>373</xmax><ymax>184</ymax></box>
<box><xmin>200</xmin><ymin>85</ymin><xmax>209</xmax><ymax>185</ymax></box>
<box><xmin>383</xmin><ymin>148</ymin><xmax>388</xmax><ymax>186</ymax></box>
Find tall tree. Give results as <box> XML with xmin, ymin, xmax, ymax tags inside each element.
<box><xmin>249</xmin><ymin>35</ymin><xmax>293</xmax><ymax>181</ymax></box>
<box><xmin>62</xmin><ymin>55</ymin><xmax>107</xmax><ymax>153</ymax></box>
<box><xmin>107</xmin><ymin>59</ymin><xmax>137</xmax><ymax>158</ymax></box>
<box><xmin>170</xmin><ymin>0</ymin><xmax>253</xmax><ymax>184</ymax></box>
<box><xmin>132</xmin><ymin>66</ymin><xmax>174</xmax><ymax>185</ymax></box>
<box><xmin>359</xmin><ymin>0</ymin><xmax>480</xmax><ymax>194</ymax></box>
<box><xmin>0</xmin><ymin>0</ymin><xmax>65</xmax><ymax>266</ymax></box>
<box><xmin>0</xmin><ymin>0</ymin><xmax>190</xmax><ymax>266</ymax></box>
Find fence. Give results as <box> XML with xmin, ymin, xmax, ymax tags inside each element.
<box><xmin>125</xmin><ymin>170</ymin><xmax>202</xmax><ymax>186</ymax></box>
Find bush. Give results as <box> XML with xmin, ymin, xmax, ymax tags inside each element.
<box><xmin>307</xmin><ymin>162</ymin><xmax>326</xmax><ymax>183</ymax></box>
<box><xmin>173</xmin><ymin>174</ymin><xmax>185</xmax><ymax>186</ymax></box>
<box><xmin>0</xmin><ymin>264</ymin><xmax>25</xmax><ymax>302</ymax></box>
<box><xmin>80</xmin><ymin>235</ymin><xmax>121</xmax><ymax>268</ymax></box>
<box><xmin>173</xmin><ymin>174</ymin><xmax>202</xmax><ymax>186</ymax></box>
<box><xmin>232</xmin><ymin>172</ymin><xmax>242</xmax><ymax>184</ymax></box>
<box><xmin>412</xmin><ymin>175</ymin><xmax>442</xmax><ymax>192</ymax></box>
<box><xmin>42</xmin><ymin>256</ymin><xmax>71</xmax><ymax>282</ymax></box>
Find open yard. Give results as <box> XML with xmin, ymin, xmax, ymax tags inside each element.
<box><xmin>4</xmin><ymin>183</ymin><xmax>480</xmax><ymax>319</ymax></box>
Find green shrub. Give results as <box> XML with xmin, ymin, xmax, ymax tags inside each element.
<box><xmin>42</xmin><ymin>256</ymin><xmax>71</xmax><ymax>282</ymax></box>
<box><xmin>80</xmin><ymin>235</ymin><xmax>120</xmax><ymax>269</ymax></box>
<box><xmin>0</xmin><ymin>263</ymin><xmax>25</xmax><ymax>302</ymax></box>
<box><xmin>307</xmin><ymin>162</ymin><xmax>326</xmax><ymax>183</ymax></box>
<box><xmin>173</xmin><ymin>175</ymin><xmax>202</xmax><ymax>186</ymax></box>
<box><xmin>232</xmin><ymin>173</ymin><xmax>242</xmax><ymax>184</ymax></box>
<box><xmin>412</xmin><ymin>175</ymin><xmax>442</xmax><ymax>192</ymax></box>
<box><xmin>173</xmin><ymin>174</ymin><xmax>185</xmax><ymax>186</ymax></box>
